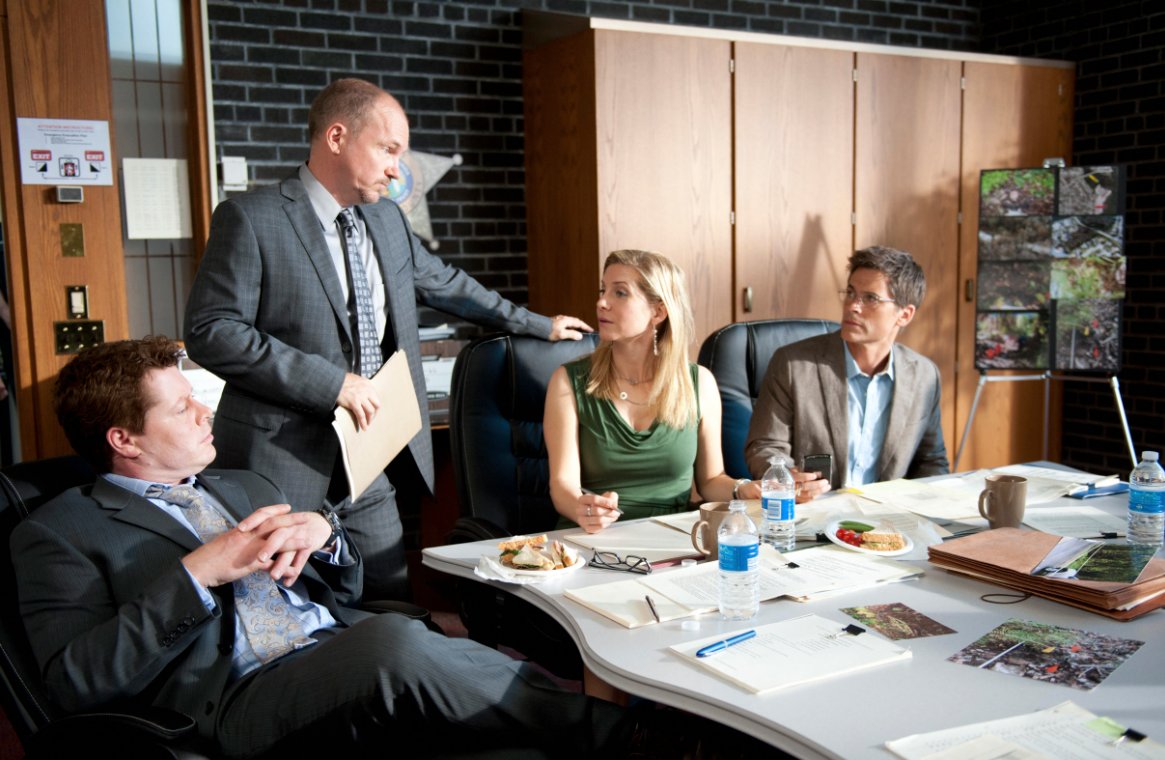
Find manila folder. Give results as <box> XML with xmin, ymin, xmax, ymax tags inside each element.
<box><xmin>331</xmin><ymin>350</ymin><xmax>422</xmax><ymax>503</ymax></box>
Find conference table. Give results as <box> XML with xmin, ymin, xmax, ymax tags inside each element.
<box><xmin>422</xmin><ymin>480</ymin><xmax>1165</xmax><ymax>759</ymax></box>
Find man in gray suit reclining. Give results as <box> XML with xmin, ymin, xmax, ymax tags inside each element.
<box><xmin>744</xmin><ymin>246</ymin><xmax>949</xmax><ymax>501</ymax></box>
<box><xmin>11</xmin><ymin>336</ymin><xmax>627</xmax><ymax>758</ymax></box>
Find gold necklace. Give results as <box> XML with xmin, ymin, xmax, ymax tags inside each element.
<box><xmin>616</xmin><ymin>378</ymin><xmax>652</xmax><ymax>406</ymax></box>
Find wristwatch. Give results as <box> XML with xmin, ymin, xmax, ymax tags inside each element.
<box><xmin>316</xmin><ymin>507</ymin><xmax>343</xmax><ymax>551</ymax></box>
<box><xmin>732</xmin><ymin>478</ymin><xmax>751</xmax><ymax>499</ymax></box>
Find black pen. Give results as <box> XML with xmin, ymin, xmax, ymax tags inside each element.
<box><xmin>695</xmin><ymin>629</ymin><xmax>757</xmax><ymax>657</ymax></box>
<box><xmin>645</xmin><ymin>594</ymin><xmax>661</xmax><ymax>623</ymax></box>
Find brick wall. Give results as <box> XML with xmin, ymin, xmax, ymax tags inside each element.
<box><xmin>980</xmin><ymin>1</ymin><xmax>1165</xmax><ymax>473</ymax></box>
<box><xmin>206</xmin><ymin>0</ymin><xmax>980</xmax><ymax>317</ymax></box>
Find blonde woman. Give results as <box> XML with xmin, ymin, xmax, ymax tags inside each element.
<box><xmin>544</xmin><ymin>250</ymin><xmax>762</xmax><ymax>533</ymax></box>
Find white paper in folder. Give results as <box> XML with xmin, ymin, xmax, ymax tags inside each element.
<box><xmin>331</xmin><ymin>350</ymin><xmax>422</xmax><ymax>502</ymax></box>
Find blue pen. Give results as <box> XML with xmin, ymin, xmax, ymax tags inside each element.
<box><xmin>695</xmin><ymin>629</ymin><xmax>757</xmax><ymax>658</ymax></box>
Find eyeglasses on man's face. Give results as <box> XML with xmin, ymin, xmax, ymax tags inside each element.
<box><xmin>838</xmin><ymin>288</ymin><xmax>898</xmax><ymax>309</ymax></box>
<box><xmin>590</xmin><ymin>551</ymin><xmax>652</xmax><ymax>575</ymax></box>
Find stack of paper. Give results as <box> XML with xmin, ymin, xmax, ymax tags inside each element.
<box><xmin>928</xmin><ymin>528</ymin><xmax>1165</xmax><ymax>620</ymax></box>
<box><xmin>886</xmin><ymin>701</ymin><xmax>1165</xmax><ymax>759</ymax></box>
<box><xmin>993</xmin><ymin>464</ymin><xmax>1122</xmax><ymax>499</ymax></box>
<box><xmin>670</xmin><ymin>614</ymin><xmax>911</xmax><ymax>694</ymax></box>
<box><xmin>563</xmin><ymin>545</ymin><xmax>921</xmax><ymax>628</ymax></box>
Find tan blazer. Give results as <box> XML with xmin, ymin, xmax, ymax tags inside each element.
<box><xmin>744</xmin><ymin>331</ymin><xmax>948</xmax><ymax>485</ymax></box>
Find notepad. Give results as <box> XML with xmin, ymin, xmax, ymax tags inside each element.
<box><xmin>670</xmin><ymin>614</ymin><xmax>911</xmax><ymax>694</ymax></box>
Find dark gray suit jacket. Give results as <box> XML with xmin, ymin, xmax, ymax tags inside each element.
<box><xmin>10</xmin><ymin>471</ymin><xmax>365</xmax><ymax>739</ymax></box>
<box><xmin>184</xmin><ymin>173</ymin><xmax>550</xmax><ymax>510</ymax></box>
<box><xmin>744</xmin><ymin>331</ymin><xmax>949</xmax><ymax>484</ymax></box>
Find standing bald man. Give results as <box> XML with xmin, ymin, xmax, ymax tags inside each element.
<box><xmin>185</xmin><ymin>78</ymin><xmax>591</xmax><ymax>600</ymax></box>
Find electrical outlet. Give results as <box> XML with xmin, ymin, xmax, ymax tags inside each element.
<box><xmin>54</xmin><ymin>320</ymin><xmax>104</xmax><ymax>354</ymax></box>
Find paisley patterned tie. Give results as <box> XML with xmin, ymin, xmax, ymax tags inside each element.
<box><xmin>146</xmin><ymin>484</ymin><xmax>315</xmax><ymax>663</ymax></box>
<box><xmin>338</xmin><ymin>208</ymin><xmax>384</xmax><ymax>378</ymax></box>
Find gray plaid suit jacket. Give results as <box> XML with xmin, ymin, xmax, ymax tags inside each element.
<box><xmin>184</xmin><ymin>172</ymin><xmax>550</xmax><ymax>512</ymax></box>
<box><xmin>744</xmin><ymin>331</ymin><xmax>949</xmax><ymax>485</ymax></box>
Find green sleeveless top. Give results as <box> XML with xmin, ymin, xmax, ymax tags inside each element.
<box><xmin>558</xmin><ymin>357</ymin><xmax>700</xmax><ymax>527</ymax></box>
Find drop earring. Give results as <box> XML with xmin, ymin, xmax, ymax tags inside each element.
<box><xmin>652</xmin><ymin>326</ymin><xmax>659</xmax><ymax>357</ymax></box>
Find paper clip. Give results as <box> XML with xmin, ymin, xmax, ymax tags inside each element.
<box><xmin>829</xmin><ymin>624</ymin><xmax>866</xmax><ymax>639</ymax></box>
<box><xmin>1110</xmin><ymin>728</ymin><xmax>1147</xmax><ymax>746</ymax></box>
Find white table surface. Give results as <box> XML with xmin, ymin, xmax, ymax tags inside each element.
<box><xmin>422</xmin><ymin>489</ymin><xmax>1165</xmax><ymax>759</ymax></box>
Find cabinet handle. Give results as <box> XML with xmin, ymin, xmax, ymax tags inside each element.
<box><xmin>743</xmin><ymin>286</ymin><xmax>753</xmax><ymax>313</ymax></box>
<box><xmin>964</xmin><ymin>279</ymin><xmax>975</xmax><ymax>302</ymax></box>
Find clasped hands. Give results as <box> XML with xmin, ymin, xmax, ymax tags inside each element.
<box><xmin>182</xmin><ymin>505</ymin><xmax>333</xmax><ymax>589</ymax></box>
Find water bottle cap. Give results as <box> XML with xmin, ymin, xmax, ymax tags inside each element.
<box><xmin>728</xmin><ymin>500</ymin><xmax>746</xmax><ymax>511</ymax></box>
<box><xmin>1143</xmin><ymin>451</ymin><xmax>1159</xmax><ymax>462</ymax></box>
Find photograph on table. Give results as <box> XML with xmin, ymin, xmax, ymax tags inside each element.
<box><xmin>1057</xmin><ymin>166</ymin><xmax>1125</xmax><ymax>216</ymax></box>
<box><xmin>979</xmin><ymin>168</ymin><xmax>1057</xmax><ymax>217</ymax></box>
<box><xmin>839</xmin><ymin>602</ymin><xmax>956</xmax><ymax>640</ymax></box>
<box><xmin>975</xmin><ymin>311</ymin><xmax>1048</xmax><ymax>369</ymax></box>
<box><xmin>1031</xmin><ymin>537</ymin><xmax>1156</xmax><ymax>583</ymax></box>
<box><xmin>977</xmin><ymin>216</ymin><xmax>1053</xmax><ymax>260</ymax></box>
<box><xmin>948</xmin><ymin>618</ymin><xmax>1144</xmax><ymax>691</ymax></box>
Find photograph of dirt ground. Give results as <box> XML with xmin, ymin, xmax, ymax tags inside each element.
<box><xmin>1058</xmin><ymin>166</ymin><xmax>1124</xmax><ymax>216</ymax></box>
<box><xmin>840</xmin><ymin>602</ymin><xmax>956</xmax><ymax>640</ymax></box>
<box><xmin>976</xmin><ymin>311</ymin><xmax>1049</xmax><ymax>368</ymax></box>
<box><xmin>978</xmin><ymin>216</ymin><xmax>1053</xmax><ymax>260</ymax></box>
<box><xmin>948</xmin><ymin>619</ymin><xmax>1144</xmax><ymax>691</ymax></box>
<box><xmin>1052</xmin><ymin>299</ymin><xmax>1121</xmax><ymax>371</ymax></box>
<box><xmin>980</xmin><ymin>168</ymin><xmax>1057</xmax><ymax>216</ymax></box>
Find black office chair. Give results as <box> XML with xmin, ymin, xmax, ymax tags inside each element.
<box><xmin>698</xmin><ymin>318</ymin><xmax>839</xmax><ymax>478</ymax></box>
<box><xmin>0</xmin><ymin>455</ymin><xmax>213</xmax><ymax>759</ymax></box>
<box><xmin>446</xmin><ymin>332</ymin><xmax>599</xmax><ymax>678</ymax></box>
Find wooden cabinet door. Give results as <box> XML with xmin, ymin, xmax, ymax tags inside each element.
<box><xmin>733</xmin><ymin>43</ymin><xmax>854</xmax><ymax>324</ymax></box>
<box><xmin>854</xmin><ymin>52</ymin><xmax>963</xmax><ymax>463</ymax></box>
<box><xmin>957</xmin><ymin>61</ymin><xmax>1074</xmax><ymax>469</ymax></box>
<box><xmin>592</xmin><ymin>31</ymin><xmax>734</xmax><ymax>349</ymax></box>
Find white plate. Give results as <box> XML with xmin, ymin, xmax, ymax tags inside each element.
<box><xmin>825</xmin><ymin>518</ymin><xmax>913</xmax><ymax>557</ymax></box>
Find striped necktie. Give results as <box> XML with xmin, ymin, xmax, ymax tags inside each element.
<box><xmin>338</xmin><ymin>208</ymin><xmax>384</xmax><ymax>378</ymax></box>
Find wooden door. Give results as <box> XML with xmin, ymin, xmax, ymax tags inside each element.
<box><xmin>592</xmin><ymin>31</ymin><xmax>734</xmax><ymax>349</ymax></box>
<box><xmin>0</xmin><ymin>0</ymin><xmax>128</xmax><ymax>458</ymax></box>
<box><xmin>957</xmin><ymin>61</ymin><xmax>1074</xmax><ymax>469</ymax></box>
<box><xmin>733</xmin><ymin>43</ymin><xmax>854</xmax><ymax>324</ymax></box>
<box><xmin>854</xmin><ymin>53</ymin><xmax>962</xmax><ymax>463</ymax></box>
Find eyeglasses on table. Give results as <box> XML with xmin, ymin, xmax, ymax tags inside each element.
<box><xmin>590</xmin><ymin>551</ymin><xmax>652</xmax><ymax>575</ymax></box>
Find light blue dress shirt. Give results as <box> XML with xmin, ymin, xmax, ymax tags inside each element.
<box><xmin>103</xmin><ymin>473</ymin><xmax>345</xmax><ymax>679</ymax></box>
<box><xmin>843</xmin><ymin>343</ymin><xmax>895</xmax><ymax>487</ymax></box>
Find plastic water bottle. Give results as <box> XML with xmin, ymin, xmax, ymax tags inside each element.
<box><xmin>760</xmin><ymin>457</ymin><xmax>796</xmax><ymax>551</ymax></box>
<box><xmin>718</xmin><ymin>500</ymin><xmax>759</xmax><ymax>620</ymax></box>
<box><xmin>1128</xmin><ymin>451</ymin><xmax>1165</xmax><ymax>547</ymax></box>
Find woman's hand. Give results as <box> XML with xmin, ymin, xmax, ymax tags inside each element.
<box><xmin>577</xmin><ymin>490</ymin><xmax>621</xmax><ymax>533</ymax></box>
<box><xmin>734</xmin><ymin>480</ymin><xmax>762</xmax><ymax>500</ymax></box>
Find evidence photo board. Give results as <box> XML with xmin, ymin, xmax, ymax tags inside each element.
<box><xmin>975</xmin><ymin>166</ymin><xmax>1126</xmax><ymax>372</ymax></box>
